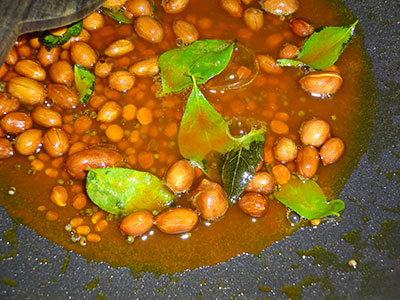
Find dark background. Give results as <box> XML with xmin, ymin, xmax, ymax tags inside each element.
<box><xmin>1</xmin><ymin>0</ymin><xmax>399</xmax><ymax>299</ymax></box>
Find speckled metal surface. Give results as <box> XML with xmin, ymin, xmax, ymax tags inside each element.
<box><xmin>1</xmin><ymin>0</ymin><xmax>399</xmax><ymax>299</ymax></box>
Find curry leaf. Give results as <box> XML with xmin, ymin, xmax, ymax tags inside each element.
<box><xmin>221</xmin><ymin>126</ymin><xmax>266</xmax><ymax>203</ymax></box>
<box><xmin>158</xmin><ymin>39</ymin><xmax>235</xmax><ymax>95</ymax></box>
<box><xmin>86</xmin><ymin>168</ymin><xmax>175</xmax><ymax>215</ymax></box>
<box><xmin>277</xmin><ymin>20</ymin><xmax>358</xmax><ymax>70</ymax></box>
<box><xmin>40</xmin><ymin>21</ymin><xmax>83</xmax><ymax>50</ymax></box>
<box><xmin>74</xmin><ymin>64</ymin><xmax>95</xmax><ymax>104</ymax></box>
<box><xmin>100</xmin><ymin>7</ymin><xmax>131</xmax><ymax>24</ymax></box>
<box><xmin>178</xmin><ymin>81</ymin><xmax>234</xmax><ymax>169</ymax></box>
<box><xmin>273</xmin><ymin>179</ymin><xmax>345</xmax><ymax>220</ymax></box>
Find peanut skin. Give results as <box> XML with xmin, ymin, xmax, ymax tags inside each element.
<box><xmin>65</xmin><ymin>148</ymin><xmax>124</xmax><ymax>179</ymax></box>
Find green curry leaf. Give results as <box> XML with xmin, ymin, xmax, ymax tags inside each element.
<box><xmin>74</xmin><ymin>64</ymin><xmax>95</xmax><ymax>104</ymax></box>
<box><xmin>178</xmin><ymin>81</ymin><xmax>234</xmax><ymax>169</ymax></box>
<box><xmin>221</xmin><ymin>125</ymin><xmax>265</xmax><ymax>203</ymax></box>
<box><xmin>100</xmin><ymin>7</ymin><xmax>132</xmax><ymax>24</ymax></box>
<box><xmin>273</xmin><ymin>179</ymin><xmax>345</xmax><ymax>220</ymax></box>
<box><xmin>86</xmin><ymin>168</ymin><xmax>175</xmax><ymax>215</ymax></box>
<box><xmin>40</xmin><ymin>21</ymin><xmax>83</xmax><ymax>50</ymax></box>
<box><xmin>277</xmin><ymin>20</ymin><xmax>358</xmax><ymax>70</ymax></box>
<box><xmin>158</xmin><ymin>39</ymin><xmax>235</xmax><ymax>95</ymax></box>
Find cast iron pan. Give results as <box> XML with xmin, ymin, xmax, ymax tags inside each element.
<box><xmin>0</xmin><ymin>0</ymin><xmax>399</xmax><ymax>298</ymax></box>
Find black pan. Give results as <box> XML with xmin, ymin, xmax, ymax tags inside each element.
<box><xmin>1</xmin><ymin>0</ymin><xmax>399</xmax><ymax>298</ymax></box>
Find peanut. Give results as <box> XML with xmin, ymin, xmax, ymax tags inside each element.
<box><xmin>243</xmin><ymin>8</ymin><xmax>264</xmax><ymax>31</ymax></box>
<box><xmin>299</xmin><ymin>119</ymin><xmax>331</xmax><ymax>147</ymax></box>
<box><xmin>295</xmin><ymin>146</ymin><xmax>320</xmax><ymax>178</ymax></box>
<box><xmin>220</xmin><ymin>0</ymin><xmax>243</xmax><ymax>18</ymax></box>
<box><xmin>173</xmin><ymin>20</ymin><xmax>199</xmax><ymax>44</ymax></box>
<box><xmin>273</xmin><ymin>137</ymin><xmax>298</xmax><ymax>163</ymax></box>
<box><xmin>120</xmin><ymin>211</ymin><xmax>154</xmax><ymax>236</ymax></box>
<box><xmin>164</xmin><ymin>159</ymin><xmax>195</xmax><ymax>193</ymax></box>
<box><xmin>238</xmin><ymin>192</ymin><xmax>268</xmax><ymax>217</ymax></box>
<box><xmin>108</xmin><ymin>70</ymin><xmax>135</xmax><ymax>92</ymax></box>
<box><xmin>0</xmin><ymin>93</ymin><xmax>19</xmax><ymax>116</ymax></box>
<box><xmin>257</xmin><ymin>54</ymin><xmax>283</xmax><ymax>75</ymax></box>
<box><xmin>0</xmin><ymin>138</ymin><xmax>13</xmax><ymax>159</ymax></box>
<box><xmin>104</xmin><ymin>39</ymin><xmax>135</xmax><ymax>57</ymax></box>
<box><xmin>245</xmin><ymin>172</ymin><xmax>275</xmax><ymax>195</ymax></box>
<box><xmin>47</xmin><ymin>84</ymin><xmax>79</xmax><ymax>109</ymax></box>
<box><xmin>290</xmin><ymin>18</ymin><xmax>314</xmax><ymax>37</ymax></box>
<box><xmin>1</xmin><ymin>112</ymin><xmax>32</xmax><ymax>134</ymax></box>
<box><xmin>299</xmin><ymin>72</ymin><xmax>343</xmax><ymax>98</ymax></box>
<box><xmin>14</xmin><ymin>129</ymin><xmax>42</xmax><ymax>155</ymax></box>
<box><xmin>128</xmin><ymin>56</ymin><xmax>159</xmax><ymax>76</ymax></box>
<box><xmin>43</xmin><ymin>128</ymin><xmax>70</xmax><ymax>157</ymax></box>
<box><xmin>15</xmin><ymin>60</ymin><xmax>46</xmax><ymax>81</ymax></box>
<box><xmin>162</xmin><ymin>0</ymin><xmax>189</xmax><ymax>14</ymax></box>
<box><xmin>134</xmin><ymin>16</ymin><xmax>164</xmax><ymax>44</ymax></box>
<box><xmin>7</xmin><ymin>76</ymin><xmax>46</xmax><ymax>106</ymax></box>
<box><xmin>70</xmin><ymin>42</ymin><xmax>98</xmax><ymax>69</ymax></box>
<box><xmin>32</xmin><ymin>106</ymin><xmax>62</xmax><ymax>128</ymax></box>
<box><xmin>49</xmin><ymin>60</ymin><xmax>74</xmax><ymax>85</ymax></box>
<box><xmin>192</xmin><ymin>179</ymin><xmax>228</xmax><ymax>221</ymax></box>
<box><xmin>261</xmin><ymin>0</ymin><xmax>299</xmax><ymax>16</ymax></box>
<box><xmin>155</xmin><ymin>207</ymin><xmax>198</xmax><ymax>234</ymax></box>
<box><xmin>96</xmin><ymin>101</ymin><xmax>122</xmax><ymax>122</ymax></box>
<box><xmin>320</xmin><ymin>137</ymin><xmax>345</xmax><ymax>166</ymax></box>
<box><xmin>65</xmin><ymin>148</ymin><xmax>124</xmax><ymax>179</ymax></box>
<box><xmin>126</xmin><ymin>0</ymin><xmax>154</xmax><ymax>17</ymax></box>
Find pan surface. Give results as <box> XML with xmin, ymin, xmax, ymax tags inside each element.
<box><xmin>0</xmin><ymin>0</ymin><xmax>399</xmax><ymax>298</ymax></box>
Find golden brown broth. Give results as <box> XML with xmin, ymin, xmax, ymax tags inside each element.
<box><xmin>0</xmin><ymin>0</ymin><xmax>375</xmax><ymax>273</ymax></box>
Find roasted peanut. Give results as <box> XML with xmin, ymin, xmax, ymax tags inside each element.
<box><xmin>49</xmin><ymin>60</ymin><xmax>74</xmax><ymax>85</ymax></box>
<box><xmin>134</xmin><ymin>16</ymin><xmax>164</xmax><ymax>43</ymax></box>
<box><xmin>0</xmin><ymin>64</ymin><xmax>8</xmax><ymax>79</ymax></box>
<box><xmin>299</xmin><ymin>72</ymin><xmax>343</xmax><ymax>97</ymax></box>
<box><xmin>7</xmin><ymin>76</ymin><xmax>46</xmax><ymax>105</ymax></box>
<box><xmin>43</xmin><ymin>128</ymin><xmax>70</xmax><ymax>157</ymax></box>
<box><xmin>125</xmin><ymin>0</ymin><xmax>154</xmax><ymax>16</ymax></box>
<box><xmin>221</xmin><ymin>0</ymin><xmax>243</xmax><ymax>18</ymax></box>
<box><xmin>245</xmin><ymin>171</ymin><xmax>275</xmax><ymax>195</ymax></box>
<box><xmin>243</xmin><ymin>8</ymin><xmax>264</xmax><ymax>31</ymax></box>
<box><xmin>65</xmin><ymin>148</ymin><xmax>124</xmax><ymax>179</ymax></box>
<box><xmin>155</xmin><ymin>207</ymin><xmax>198</xmax><ymax>234</ymax></box>
<box><xmin>164</xmin><ymin>159</ymin><xmax>195</xmax><ymax>193</ymax></box>
<box><xmin>257</xmin><ymin>54</ymin><xmax>283</xmax><ymax>75</ymax></box>
<box><xmin>69</xmin><ymin>29</ymin><xmax>91</xmax><ymax>44</ymax></box>
<box><xmin>128</xmin><ymin>56</ymin><xmax>159</xmax><ymax>76</ymax></box>
<box><xmin>14</xmin><ymin>129</ymin><xmax>42</xmax><ymax>155</ymax></box>
<box><xmin>278</xmin><ymin>43</ymin><xmax>299</xmax><ymax>59</ymax></box>
<box><xmin>290</xmin><ymin>18</ymin><xmax>314</xmax><ymax>37</ymax></box>
<box><xmin>94</xmin><ymin>57</ymin><xmax>114</xmax><ymax>78</ymax></box>
<box><xmin>104</xmin><ymin>39</ymin><xmax>135</xmax><ymax>57</ymax></box>
<box><xmin>15</xmin><ymin>60</ymin><xmax>46</xmax><ymax>81</ymax></box>
<box><xmin>261</xmin><ymin>0</ymin><xmax>299</xmax><ymax>16</ymax></box>
<box><xmin>299</xmin><ymin>118</ymin><xmax>331</xmax><ymax>147</ymax></box>
<box><xmin>192</xmin><ymin>179</ymin><xmax>228</xmax><ymax>221</ymax></box>
<box><xmin>38</xmin><ymin>45</ymin><xmax>60</xmax><ymax>67</ymax></box>
<box><xmin>97</xmin><ymin>101</ymin><xmax>122</xmax><ymax>122</ymax></box>
<box><xmin>70</xmin><ymin>42</ymin><xmax>98</xmax><ymax>69</ymax></box>
<box><xmin>0</xmin><ymin>93</ymin><xmax>19</xmax><ymax>116</ymax></box>
<box><xmin>47</xmin><ymin>84</ymin><xmax>79</xmax><ymax>109</ymax></box>
<box><xmin>0</xmin><ymin>138</ymin><xmax>13</xmax><ymax>159</ymax></box>
<box><xmin>173</xmin><ymin>20</ymin><xmax>199</xmax><ymax>44</ymax></box>
<box><xmin>273</xmin><ymin>136</ymin><xmax>298</xmax><ymax>163</ymax></box>
<box><xmin>238</xmin><ymin>192</ymin><xmax>268</xmax><ymax>217</ymax></box>
<box><xmin>1</xmin><ymin>112</ymin><xmax>32</xmax><ymax>134</ymax></box>
<box><xmin>108</xmin><ymin>70</ymin><xmax>135</xmax><ymax>92</ymax></box>
<box><xmin>320</xmin><ymin>137</ymin><xmax>345</xmax><ymax>166</ymax></box>
<box><xmin>162</xmin><ymin>0</ymin><xmax>189</xmax><ymax>14</ymax></box>
<box><xmin>32</xmin><ymin>106</ymin><xmax>62</xmax><ymax>128</ymax></box>
<box><xmin>83</xmin><ymin>11</ymin><xmax>105</xmax><ymax>31</ymax></box>
<box><xmin>103</xmin><ymin>0</ymin><xmax>126</xmax><ymax>8</ymax></box>
<box><xmin>50</xmin><ymin>185</ymin><xmax>68</xmax><ymax>207</ymax></box>
<box><xmin>6</xmin><ymin>46</ymin><xmax>18</xmax><ymax>65</ymax></box>
<box><xmin>120</xmin><ymin>211</ymin><xmax>154</xmax><ymax>236</ymax></box>
<box><xmin>295</xmin><ymin>146</ymin><xmax>319</xmax><ymax>178</ymax></box>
